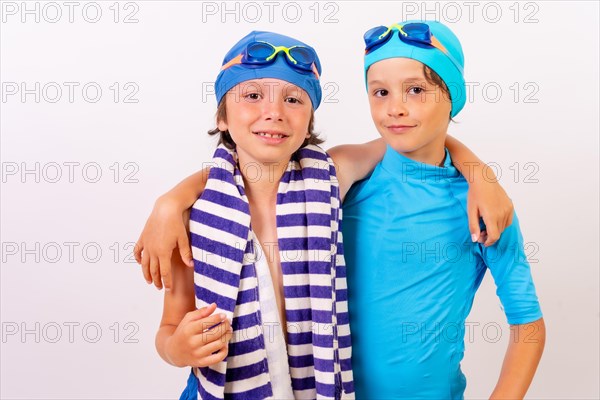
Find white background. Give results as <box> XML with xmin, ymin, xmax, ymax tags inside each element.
<box><xmin>1</xmin><ymin>1</ymin><xmax>598</xmax><ymax>398</ymax></box>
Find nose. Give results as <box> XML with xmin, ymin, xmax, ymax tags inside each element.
<box><xmin>262</xmin><ymin>96</ymin><xmax>284</xmax><ymax>121</ymax></box>
<box><xmin>387</xmin><ymin>94</ymin><xmax>408</xmax><ymax>118</ymax></box>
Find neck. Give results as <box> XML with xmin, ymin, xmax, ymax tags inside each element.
<box><xmin>399</xmin><ymin>134</ymin><xmax>447</xmax><ymax>166</ymax></box>
<box><xmin>238</xmin><ymin>155</ymin><xmax>289</xmax><ymax>202</ymax></box>
<box><xmin>400</xmin><ymin>148</ymin><xmax>446</xmax><ymax>166</ymax></box>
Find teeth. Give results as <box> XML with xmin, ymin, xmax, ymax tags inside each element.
<box><xmin>256</xmin><ymin>132</ymin><xmax>285</xmax><ymax>139</ymax></box>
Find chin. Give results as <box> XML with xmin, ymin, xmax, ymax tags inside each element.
<box><xmin>251</xmin><ymin>150</ymin><xmax>293</xmax><ymax>165</ymax></box>
<box><xmin>381</xmin><ymin>135</ymin><xmax>420</xmax><ymax>154</ymax></box>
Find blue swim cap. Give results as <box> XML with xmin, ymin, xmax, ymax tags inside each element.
<box><xmin>364</xmin><ymin>21</ymin><xmax>466</xmax><ymax>117</ymax></box>
<box><xmin>215</xmin><ymin>31</ymin><xmax>322</xmax><ymax>109</ymax></box>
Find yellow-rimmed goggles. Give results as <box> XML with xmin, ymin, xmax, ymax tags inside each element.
<box><xmin>221</xmin><ymin>41</ymin><xmax>320</xmax><ymax>79</ymax></box>
<box><xmin>364</xmin><ymin>22</ymin><xmax>462</xmax><ymax>74</ymax></box>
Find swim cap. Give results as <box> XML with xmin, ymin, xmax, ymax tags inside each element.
<box><xmin>215</xmin><ymin>31</ymin><xmax>322</xmax><ymax>109</ymax></box>
<box><xmin>364</xmin><ymin>21</ymin><xmax>466</xmax><ymax>117</ymax></box>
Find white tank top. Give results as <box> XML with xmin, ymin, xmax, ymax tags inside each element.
<box><xmin>253</xmin><ymin>236</ymin><xmax>295</xmax><ymax>399</ymax></box>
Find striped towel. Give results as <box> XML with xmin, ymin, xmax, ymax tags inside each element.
<box><xmin>189</xmin><ymin>144</ymin><xmax>354</xmax><ymax>399</ymax></box>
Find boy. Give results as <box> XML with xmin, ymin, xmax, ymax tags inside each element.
<box><xmin>342</xmin><ymin>21</ymin><xmax>545</xmax><ymax>399</ymax></box>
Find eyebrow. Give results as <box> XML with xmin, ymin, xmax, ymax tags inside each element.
<box><xmin>283</xmin><ymin>85</ymin><xmax>302</xmax><ymax>92</ymax></box>
<box><xmin>368</xmin><ymin>77</ymin><xmax>428</xmax><ymax>86</ymax></box>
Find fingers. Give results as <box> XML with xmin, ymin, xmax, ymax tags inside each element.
<box><xmin>190</xmin><ymin>313</ymin><xmax>229</xmax><ymax>337</ymax></box>
<box><xmin>467</xmin><ymin>203</ymin><xmax>481</xmax><ymax>243</ymax></box>
<box><xmin>178</xmin><ymin>233</ymin><xmax>194</xmax><ymax>268</ymax></box>
<box><xmin>483</xmin><ymin>195</ymin><xmax>513</xmax><ymax>247</ymax></box>
<box><xmin>185</xmin><ymin>306</ymin><xmax>233</xmax><ymax>367</ymax></box>
<box><xmin>141</xmin><ymin>248</ymin><xmax>152</xmax><ymax>284</ymax></box>
<box><xmin>194</xmin><ymin>339</ymin><xmax>230</xmax><ymax>367</ymax></box>
<box><xmin>484</xmin><ymin>222</ymin><xmax>500</xmax><ymax>247</ymax></box>
<box><xmin>198</xmin><ymin>319</ymin><xmax>232</xmax><ymax>346</ymax></box>
<box><xmin>196</xmin><ymin>334</ymin><xmax>230</xmax><ymax>355</ymax></box>
<box><xmin>193</xmin><ymin>326</ymin><xmax>233</xmax><ymax>367</ymax></box>
<box><xmin>141</xmin><ymin>248</ymin><xmax>172</xmax><ymax>289</ymax></box>
<box><xmin>505</xmin><ymin>206</ymin><xmax>514</xmax><ymax>230</ymax></box>
<box><xmin>495</xmin><ymin>202</ymin><xmax>514</xmax><ymax>238</ymax></box>
<box><xmin>150</xmin><ymin>257</ymin><xmax>163</xmax><ymax>290</ymax></box>
<box><xmin>198</xmin><ymin>303</ymin><xmax>217</xmax><ymax>319</ymax></box>
<box><xmin>158</xmin><ymin>255</ymin><xmax>173</xmax><ymax>291</ymax></box>
<box><xmin>184</xmin><ymin>303</ymin><xmax>217</xmax><ymax>322</ymax></box>
<box><xmin>134</xmin><ymin>241</ymin><xmax>143</xmax><ymax>264</ymax></box>
<box><xmin>477</xmin><ymin>231</ymin><xmax>488</xmax><ymax>244</ymax></box>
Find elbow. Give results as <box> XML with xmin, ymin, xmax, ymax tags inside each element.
<box><xmin>511</xmin><ymin>317</ymin><xmax>546</xmax><ymax>354</ymax></box>
<box><xmin>536</xmin><ymin>317</ymin><xmax>546</xmax><ymax>353</ymax></box>
<box><xmin>522</xmin><ymin>317</ymin><xmax>546</xmax><ymax>358</ymax></box>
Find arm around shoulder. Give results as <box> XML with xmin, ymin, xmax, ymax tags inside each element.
<box><xmin>445</xmin><ymin>135</ymin><xmax>514</xmax><ymax>246</ymax></box>
<box><xmin>134</xmin><ymin>167</ymin><xmax>211</xmax><ymax>291</ymax></box>
<box><xmin>328</xmin><ymin>138</ymin><xmax>386</xmax><ymax>201</ymax></box>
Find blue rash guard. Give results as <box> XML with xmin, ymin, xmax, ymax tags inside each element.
<box><xmin>342</xmin><ymin>145</ymin><xmax>542</xmax><ymax>399</ymax></box>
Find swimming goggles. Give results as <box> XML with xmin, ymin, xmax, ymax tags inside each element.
<box><xmin>221</xmin><ymin>41</ymin><xmax>320</xmax><ymax>79</ymax></box>
<box><xmin>364</xmin><ymin>22</ymin><xmax>463</xmax><ymax>75</ymax></box>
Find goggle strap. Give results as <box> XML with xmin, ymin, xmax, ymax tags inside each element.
<box><xmin>221</xmin><ymin>54</ymin><xmax>243</xmax><ymax>71</ymax></box>
<box><xmin>430</xmin><ymin>36</ymin><xmax>449</xmax><ymax>56</ymax></box>
<box><xmin>311</xmin><ymin>63</ymin><xmax>320</xmax><ymax>80</ymax></box>
<box><xmin>431</xmin><ymin>35</ymin><xmax>464</xmax><ymax>75</ymax></box>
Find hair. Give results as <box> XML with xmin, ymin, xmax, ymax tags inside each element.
<box><xmin>422</xmin><ymin>64</ymin><xmax>455</xmax><ymax>121</ymax></box>
<box><xmin>208</xmin><ymin>99</ymin><xmax>324</xmax><ymax>150</ymax></box>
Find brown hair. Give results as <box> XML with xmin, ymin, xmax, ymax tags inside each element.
<box><xmin>207</xmin><ymin>100</ymin><xmax>324</xmax><ymax>150</ymax></box>
<box><xmin>422</xmin><ymin>64</ymin><xmax>454</xmax><ymax>120</ymax></box>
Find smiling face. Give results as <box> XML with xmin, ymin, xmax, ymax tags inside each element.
<box><xmin>367</xmin><ymin>57</ymin><xmax>452</xmax><ymax>165</ymax></box>
<box><xmin>217</xmin><ymin>78</ymin><xmax>313</xmax><ymax>166</ymax></box>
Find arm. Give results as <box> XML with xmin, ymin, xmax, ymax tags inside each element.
<box><xmin>445</xmin><ymin>135</ymin><xmax>514</xmax><ymax>246</ymax></box>
<box><xmin>134</xmin><ymin>167</ymin><xmax>211</xmax><ymax>290</ymax></box>
<box><xmin>327</xmin><ymin>138</ymin><xmax>386</xmax><ymax>201</ymax></box>
<box><xmin>481</xmin><ymin>213</ymin><xmax>545</xmax><ymax>399</ymax></box>
<box><xmin>156</xmin><ymin>249</ymin><xmax>233</xmax><ymax>367</ymax></box>
<box><xmin>159</xmin><ymin>167</ymin><xmax>212</xmax><ymax>213</ymax></box>
<box><xmin>490</xmin><ymin>318</ymin><xmax>546</xmax><ymax>399</ymax></box>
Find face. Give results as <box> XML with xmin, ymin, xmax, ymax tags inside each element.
<box><xmin>367</xmin><ymin>57</ymin><xmax>452</xmax><ymax>165</ymax></box>
<box><xmin>218</xmin><ymin>78</ymin><xmax>312</xmax><ymax>167</ymax></box>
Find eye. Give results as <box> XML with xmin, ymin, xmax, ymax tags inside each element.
<box><xmin>244</xmin><ymin>92</ymin><xmax>262</xmax><ymax>101</ymax></box>
<box><xmin>407</xmin><ymin>86</ymin><xmax>425</xmax><ymax>95</ymax></box>
<box><xmin>373</xmin><ymin>89</ymin><xmax>388</xmax><ymax>97</ymax></box>
<box><xmin>285</xmin><ymin>96</ymin><xmax>302</xmax><ymax>104</ymax></box>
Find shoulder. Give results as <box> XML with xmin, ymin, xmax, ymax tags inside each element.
<box><xmin>342</xmin><ymin>170</ymin><xmax>376</xmax><ymax>207</ymax></box>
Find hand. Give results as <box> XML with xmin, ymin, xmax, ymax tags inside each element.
<box><xmin>166</xmin><ymin>303</ymin><xmax>233</xmax><ymax>368</ymax></box>
<box><xmin>134</xmin><ymin>195</ymin><xmax>194</xmax><ymax>290</ymax></box>
<box><xmin>467</xmin><ymin>177</ymin><xmax>514</xmax><ymax>247</ymax></box>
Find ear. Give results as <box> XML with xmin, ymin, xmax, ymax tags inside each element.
<box><xmin>217</xmin><ymin>118</ymin><xmax>228</xmax><ymax>132</ymax></box>
<box><xmin>306</xmin><ymin>132</ymin><xmax>311</xmax><ymax>139</ymax></box>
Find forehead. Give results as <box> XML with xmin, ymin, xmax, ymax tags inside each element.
<box><xmin>367</xmin><ymin>58</ymin><xmax>426</xmax><ymax>81</ymax></box>
<box><xmin>234</xmin><ymin>78</ymin><xmax>303</xmax><ymax>92</ymax></box>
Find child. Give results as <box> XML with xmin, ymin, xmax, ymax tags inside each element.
<box><xmin>137</xmin><ymin>29</ymin><xmax>515</xmax><ymax>399</ymax></box>
<box><xmin>155</xmin><ymin>31</ymin><xmax>358</xmax><ymax>399</ymax></box>
<box><xmin>342</xmin><ymin>21</ymin><xmax>545</xmax><ymax>398</ymax></box>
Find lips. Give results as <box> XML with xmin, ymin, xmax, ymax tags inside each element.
<box><xmin>386</xmin><ymin>124</ymin><xmax>416</xmax><ymax>133</ymax></box>
<box><xmin>253</xmin><ymin>131</ymin><xmax>288</xmax><ymax>139</ymax></box>
<box><xmin>252</xmin><ymin>130</ymin><xmax>290</xmax><ymax>144</ymax></box>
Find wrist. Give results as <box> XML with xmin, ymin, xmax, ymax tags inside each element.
<box><xmin>156</xmin><ymin>193</ymin><xmax>185</xmax><ymax>213</ymax></box>
<box><xmin>489</xmin><ymin>389</ymin><xmax>520</xmax><ymax>400</ymax></box>
<box><xmin>468</xmin><ymin>165</ymin><xmax>497</xmax><ymax>186</ymax></box>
